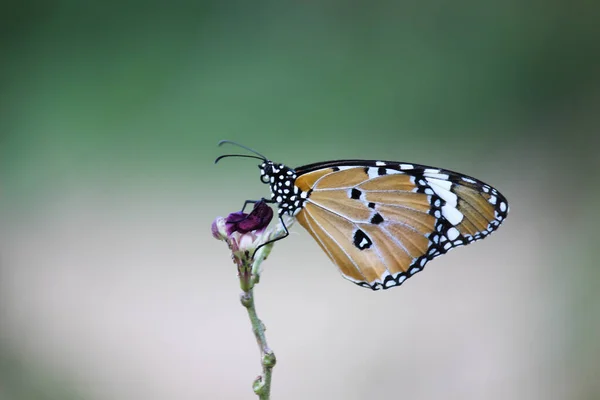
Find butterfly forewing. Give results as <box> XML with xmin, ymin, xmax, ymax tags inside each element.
<box><xmin>293</xmin><ymin>161</ymin><xmax>508</xmax><ymax>290</ymax></box>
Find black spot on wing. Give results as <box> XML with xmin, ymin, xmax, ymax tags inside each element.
<box><xmin>353</xmin><ymin>229</ymin><xmax>372</xmax><ymax>250</ymax></box>
<box><xmin>350</xmin><ymin>188</ymin><xmax>362</xmax><ymax>199</ymax></box>
<box><xmin>370</xmin><ymin>213</ymin><xmax>384</xmax><ymax>224</ymax></box>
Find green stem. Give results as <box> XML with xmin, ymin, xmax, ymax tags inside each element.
<box><xmin>241</xmin><ymin>289</ymin><xmax>276</xmax><ymax>399</ymax></box>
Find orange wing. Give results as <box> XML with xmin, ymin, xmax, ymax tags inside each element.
<box><xmin>293</xmin><ymin>164</ymin><xmax>508</xmax><ymax>290</ymax></box>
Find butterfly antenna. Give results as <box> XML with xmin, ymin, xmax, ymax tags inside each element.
<box><xmin>214</xmin><ymin>154</ymin><xmax>266</xmax><ymax>164</ymax></box>
<box><xmin>218</xmin><ymin>140</ymin><xmax>268</xmax><ymax>160</ymax></box>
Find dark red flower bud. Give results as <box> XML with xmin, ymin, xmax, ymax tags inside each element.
<box><xmin>225</xmin><ymin>200</ymin><xmax>273</xmax><ymax>236</ymax></box>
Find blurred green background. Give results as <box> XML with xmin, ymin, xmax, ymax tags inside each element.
<box><xmin>1</xmin><ymin>1</ymin><xmax>599</xmax><ymax>399</ymax></box>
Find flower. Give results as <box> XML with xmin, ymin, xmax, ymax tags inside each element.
<box><xmin>225</xmin><ymin>203</ymin><xmax>273</xmax><ymax>236</ymax></box>
<box><xmin>212</xmin><ymin>200</ymin><xmax>273</xmax><ymax>241</ymax></box>
<box><xmin>212</xmin><ymin>200</ymin><xmax>278</xmax><ymax>291</ymax></box>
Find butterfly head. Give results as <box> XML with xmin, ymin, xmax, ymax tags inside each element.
<box><xmin>215</xmin><ymin>141</ymin><xmax>307</xmax><ymax>215</ymax></box>
<box><xmin>259</xmin><ymin>160</ymin><xmax>295</xmax><ymax>183</ymax></box>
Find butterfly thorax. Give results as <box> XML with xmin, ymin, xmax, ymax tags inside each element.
<box><xmin>259</xmin><ymin>161</ymin><xmax>309</xmax><ymax>216</ymax></box>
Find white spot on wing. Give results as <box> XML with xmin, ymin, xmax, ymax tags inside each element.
<box><xmin>442</xmin><ymin>206</ymin><xmax>464</xmax><ymax>225</ymax></box>
<box><xmin>447</xmin><ymin>227</ymin><xmax>460</xmax><ymax>240</ymax></box>
<box><xmin>400</xmin><ymin>164</ymin><xmax>413</xmax><ymax>170</ymax></box>
<box><xmin>428</xmin><ymin>180</ymin><xmax>457</xmax><ymax>207</ymax></box>
<box><xmin>375</xmin><ymin>161</ymin><xmax>386</xmax><ymax>166</ymax></box>
<box><xmin>500</xmin><ymin>202</ymin><xmax>507</xmax><ymax>212</ymax></box>
<box><xmin>426</xmin><ymin>177</ymin><xmax>452</xmax><ymax>191</ymax></box>
<box><xmin>424</xmin><ymin>173</ymin><xmax>450</xmax><ymax>180</ymax></box>
<box><xmin>426</xmin><ymin>178</ymin><xmax>464</xmax><ymax>224</ymax></box>
<box><xmin>367</xmin><ymin>168</ymin><xmax>379</xmax><ymax>179</ymax></box>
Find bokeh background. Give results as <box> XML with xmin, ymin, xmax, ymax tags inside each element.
<box><xmin>1</xmin><ymin>1</ymin><xmax>599</xmax><ymax>399</ymax></box>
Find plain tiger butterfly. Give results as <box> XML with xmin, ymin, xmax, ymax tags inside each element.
<box><xmin>216</xmin><ymin>140</ymin><xmax>509</xmax><ymax>291</ymax></box>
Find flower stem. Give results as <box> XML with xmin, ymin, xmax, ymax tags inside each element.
<box><xmin>241</xmin><ymin>289</ymin><xmax>275</xmax><ymax>400</ymax></box>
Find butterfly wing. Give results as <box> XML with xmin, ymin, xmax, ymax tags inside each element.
<box><xmin>293</xmin><ymin>160</ymin><xmax>508</xmax><ymax>290</ymax></box>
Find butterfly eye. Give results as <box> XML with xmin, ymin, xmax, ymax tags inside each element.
<box><xmin>260</xmin><ymin>174</ymin><xmax>270</xmax><ymax>184</ymax></box>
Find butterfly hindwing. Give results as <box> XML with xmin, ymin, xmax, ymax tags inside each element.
<box><xmin>296</xmin><ymin>203</ymin><xmax>385</xmax><ymax>284</ymax></box>
<box><xmin>293</xmin><ymin>161</ymin><xmax>508</xmax><ymax>290</ymax></box>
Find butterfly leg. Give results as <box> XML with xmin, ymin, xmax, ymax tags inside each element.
<box><xmin>253</xmin><ymin>214</ymin><xmax>289</xmax><ymax>257</ymax></box>
<box><xmin>230</xmin><ymin>198</ymin><xmax>276</xmax><ymax>223</ymax></box>
<box><xmin>240</xmin><ymin>198</ymin><xmax>276</xmax><ymax>214</ymax></box>
<box><xmin>227</xmin><ymin>198</ymin><xmax>276</xmax><ymax>225</ymax></box>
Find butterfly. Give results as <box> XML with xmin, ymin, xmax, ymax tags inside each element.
<box><xmin>216</xmin><ymin>141</ymin><xmax>509</xmax><ymax>290</ymax></box>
